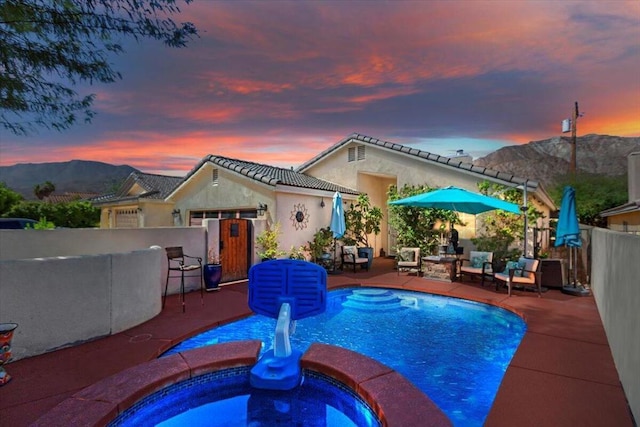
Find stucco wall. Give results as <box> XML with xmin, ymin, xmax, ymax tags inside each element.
<box><xmin>0</xmin><ymin>247</ymin><xmax>162</xmax><ymax>361</ymax></box>
<box><xmin>0</xmin><ymin>227</ymin><xmax>207</xmax><ymax>294</ymax></box>
<box><xmin>275</xmin><ymin>192</ymin><xmax>335</xmax><ymax>257</ymax></box>
<box><xmin>590</xmin><ymin>228</ymin><xmax>640</xmax><ymax>422</ymax></box>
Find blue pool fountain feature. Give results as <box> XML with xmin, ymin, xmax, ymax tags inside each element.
<box><xmin>248</xmin><ymin>259</ymin><xmax>327</xmax><ymax>390</ymax></box>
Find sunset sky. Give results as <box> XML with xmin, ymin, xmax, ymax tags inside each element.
<box><xmin>1</xmin><ymin>1</ymin><xmax>639</xmax><ymax>175</ymax></box>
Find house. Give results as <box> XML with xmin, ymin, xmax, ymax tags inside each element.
<box><xmin>94</xmin><ymin>133</ymin><xmax>556</xmax><ymax>259</ymax></box>
<box><xmin>600</xmin><ymin>151</ymin><xmax>640</xmax><ymax>234</ymax></box>
<box><xmin>164</xmin><ymin>155</ymin><xmax>360</xmax><ymax>254</ymax></box>
<box><xmin>297</xmin><ymin>133</ymin><xmax>555</xmax><ymax>256</ymax></box>
<box><xmin>93</xmin><ymin>172</ymin><xmax>183</xmax><ymax>228</ymax></box>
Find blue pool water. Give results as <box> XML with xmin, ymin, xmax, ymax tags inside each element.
<box><xmin>164</xmin><ymin>288</ymin><xmax>527</xmax><ymax>426</ymax></box>
<box><xmin>110</xmin><ymin>368</ymin><xmax>380</xmax><ymax>427</ymax></box>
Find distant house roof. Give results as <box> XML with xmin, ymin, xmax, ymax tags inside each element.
<box><xmin>297</xmin><ymin>133</ymin><xmax>555</xmax><ymax>209</ymax></box>
<box><xmin>93</xmin><ymin>172</ymin><xmax>183</xmax><ymax>205</ymax></box>
<box><xmin>44</xmin><ymin>192</ymin><xmax>99</xmax><ymax>203</ymax></box>
<box><xmin>599</xmin><ymin>200</ymin><xmax>640</xmax><ymax>217</ymax></box>
<box><xmin>168</xmin><ymin>155</ymin><xmax>359</xmax><ymax>198</ymax></box>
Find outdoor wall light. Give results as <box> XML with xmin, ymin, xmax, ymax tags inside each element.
<box><xmin>320</xmin><ymin>198</ymin><xmax>325</xmax><ymax>208</ymax></box>
<box><xmin>171</xmin><ymin>208</ymin><xmax>181</xmax><ymax>218</ymax></box>
<box><xmin>257</xmin><ymin>203</ymin><xmax>268</xmax><ymax>216</ymax></box>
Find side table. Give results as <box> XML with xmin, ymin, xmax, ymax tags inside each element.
<box><xmin>422</xmin><ymin>256</ymin><xmax>458</xmax><ymax>282</ymax></box>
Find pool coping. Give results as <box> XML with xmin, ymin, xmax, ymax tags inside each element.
<box><xmin>31</xmin><ymin>340</ymin><xmax>451</xmax><ymax>427</ymax></box>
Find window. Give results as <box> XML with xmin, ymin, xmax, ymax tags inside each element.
<box><xmin>348</xmin><ymin>147</ymin><xmax>355</xmax><ymax>162</ymax></box>
<box><xmin>212</xmin><ymin>169</ymin><xmax>219</xmax><ymax>186</ymax></box>
<box><xmin>190</xmin><ymin>209</ymin><xmax>258</xmax><ymax>225</ymax></box>
<box><xmin>348</xmin><ymin>146</ymin><xmax>365</xmax><ymax>162</ymax></box>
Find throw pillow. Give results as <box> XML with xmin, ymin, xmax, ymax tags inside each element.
<box><xmin>471</xmin><ymin>255</ymin><xmax>487</xmax><ymax>268</ymax></box>
<box><xmin>516</xmin><ymin>260</ymin><xmax>527</xmax><ymax>277</ymax></box>
<box><xmin>344</xmin><ymin>246</ymin><xmax>356</xmax><ymax>255</ymax></box>
<box><xmin>399</xmin><ymin>249</ymin><xmax>415</xmax><ymax>262</ymax></box>
<box><xmin>502</xmin><ymin>260</ymin><xmax>519</xmax><ymax>275</ymax></box>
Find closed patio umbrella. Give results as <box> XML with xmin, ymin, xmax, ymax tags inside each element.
<box><xmin>555</xmin><ymin>186</ymin><xmax>589</xmax><ymax>296</ymax></box>
<box><xmin>329</xmin><ymin>192</ymin><xmax>345</xmax><ymax>273</ymax></box>
<box><xmin>330</xmin><ymin>192</ymin><xmax>346</xmax><ymax>239</ymax></box>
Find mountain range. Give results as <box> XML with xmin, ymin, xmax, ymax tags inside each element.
<box><xmin>1</xmin><ymin>134</ymin><xmax>638</xmax><ymax>200</ymax></box>
<box><xmin>473</xmin><ymin>134</ymin><xmax>639</xmax><ymax>188</ymax></box>
<box><xmin>0</xmin><ymin>160</ymin><xmax>138</xmax><ymax>200</ymax></box>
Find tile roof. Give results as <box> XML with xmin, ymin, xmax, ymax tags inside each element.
<box><xmin>599</xmin><ymin>199</ymin><xmax>640</xmax><ymax>217</ymax></box>
<box><xmin>93</xmin><ymin>172</ymin><xmax>183</xmax><ymax>204</ymax></box>
<box><xmin>44</xmin><ymin>192</ymin><xmax>99</xmax><ymax>203</ymax></box>
<box><xmin>297</xmin><ymin>132</ymin><xmax>542</xmax><ymax>190</ymax></box>
<box><xmin>172</xmin><ymin>155</ymin><xmax>359</xmax><ymax>196</ymax></box>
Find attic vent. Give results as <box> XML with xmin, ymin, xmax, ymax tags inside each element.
<box><xmin>357</xmin><ymin>145</ymin><xmax>366</xmax><ymax>160</ymax></box>
<box><xmin>212</xmin><ymin>168</ymin><xmax>219</xmax><ymax>186</ymax></box>
<box><xmin>348</xmin><ymin>147</ymin><xmax>356</xmax><ymax>162</ymax></box>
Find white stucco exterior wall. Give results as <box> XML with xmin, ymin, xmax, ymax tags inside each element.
<box><xmin>591</xmin><ymin>228</ymin><xmax>640</xmax><ymax>422</ymax></box>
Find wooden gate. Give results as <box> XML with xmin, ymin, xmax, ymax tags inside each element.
<box><xmin>220</xmin><ymin>219</ymin><xmax>251</xmax><ymax>283</ymax></box>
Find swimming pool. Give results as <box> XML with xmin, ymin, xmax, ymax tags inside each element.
<box><xmin>164</xmin><ymin>288</ymin><xmax>527</xmax><ymax>426</ymax></box>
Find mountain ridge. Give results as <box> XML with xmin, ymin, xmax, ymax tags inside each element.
<box><xmin>0</xmin><ymin>160</ymin><xmax>139</xmax><ymax>200</ymax></box>
<box><xmin>473</xmin><ymin>134</ymin><xmax>638</xmax><ymax>188</ymax></box>
<box><xmin>1</xmin><ymin>134</ymin><xmax>638</xmax><ymax>199</ymax></box>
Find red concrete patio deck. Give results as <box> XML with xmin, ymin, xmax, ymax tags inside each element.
<box><xmin>0</xmin><ymin>258</ymin><xmax>634</xmax><ymax>426</ymax></box>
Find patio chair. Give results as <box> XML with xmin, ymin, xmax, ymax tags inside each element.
<box><xmin>459</xmin><ymin>251</ymin><xmax>493</xmax><ymax>286</ymax></box>
<box><xmin>163</xmin><ymin>246</ymin><xmax>204</xmax><ymax>312</ymax></box>
<box><xmin>494</xmin><ymin>257</ymin><xmax>542</xmax><ymax>297</ymax></box>
<box><xmin>396</xmin><ymin>247</ymin><xmax>421</xmax><ymax>275</ymax></box>
<box><xmin>341</xmin><ymin>245</ymin><xmax>369</xmax><ymax>273</ymax></box>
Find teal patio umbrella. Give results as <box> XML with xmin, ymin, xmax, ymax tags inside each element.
<box><xmin>330</xmin><ymin>192</ymin><xmax>346</xmax><ymax>239</ymax></box>
<box><xmin>555</xmin><ymin>186</ymin><xmax>588</xmax><ymax>295</ymax></box>
<box><xmin>555</xmin><ymin>186</ymin><xmax>581</xmax><ymax>248</ymax></box>
<box><xmin>390</xmin><ymin>186</ymin><xmax>521</xmax><ymax>256</ymax></box>
<box><xmin>389</xmin><ymin>186</ymin><xmax>521</xmax><ymax>215</ymax></box>
<box><xmin>329</xmin><ymin>192</ymin><xmax>345</xmax><ymax>272</ymax></box>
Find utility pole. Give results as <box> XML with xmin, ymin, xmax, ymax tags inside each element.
<box><xmin>569</xmin><ymin>101</ymin><xmax>579</xmax><ymax>177</ymax></box>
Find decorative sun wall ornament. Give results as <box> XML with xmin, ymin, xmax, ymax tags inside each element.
<box><xmin>290</xmin><ymin>203</ymin><xmax>309</xmax><ymax>230</ymax></box>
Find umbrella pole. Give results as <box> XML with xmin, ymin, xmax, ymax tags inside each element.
<box><xmin>562</xmin><ymin>245</ymin><xmax>590</xmax><ymax>296</ymax></box>
<box><xmin>328</xmin><ymin>238</ymin><xmax>342</xmax><ymax>275</ymax></box>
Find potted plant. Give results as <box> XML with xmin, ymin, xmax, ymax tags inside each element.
<box><xmin>344</xmin><ymin>194</ymin><xmax>383</xmax><ymax>269</ymax></box>
<box><xmin>308</xmin><ymin>227</ymin><xmax>333</xmax><ymax>261</ymax></box>
<box><xmin>288</xmin><ymin>245</ymin><xmax>307</xmax><ymax>260</ymax></box>
<box><xmin>203</xmin><ymin>248</ymin><xmax>222</xmax><ymax>291</ymax></box>
<box><xmin>307</xmin><ymin>227</ymin><xmax>334</xmax><ymax>270</ymax></box>
<box><xmin>256</xmin><ymin>222</ymin><xmax>286</xmax><ymax>261</ymax></box>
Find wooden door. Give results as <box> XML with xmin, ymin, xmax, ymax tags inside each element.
<box><xmin>220</xmin><ymin>219</ymin><xmax>251</xmax><ymax>283</ymax></box>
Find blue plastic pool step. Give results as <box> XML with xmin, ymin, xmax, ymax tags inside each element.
<box><xmin>343</xmin><ymin>289</ymin><xmax>407</xmax><ymax>311</ymax></box>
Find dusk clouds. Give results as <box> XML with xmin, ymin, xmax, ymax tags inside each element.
<box><xmin>2</xmin><ymin>1</ymin><xmax>638</xmax><ymax>174</ymax></box>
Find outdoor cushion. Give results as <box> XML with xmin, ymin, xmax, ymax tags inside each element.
<box><xmin>494</xmin><ymin>257</ymin><xmax>541</xmax><ymax>297</ymax></box>
<box><xmin>343</xmin><ymin>246</ymin><xmax>357</xmax><ymax>256</ymax></box>
<box><xmin>399</xmin><ymin>248</ymin><xmax>416</xmax><ymax>262</ymax></box>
